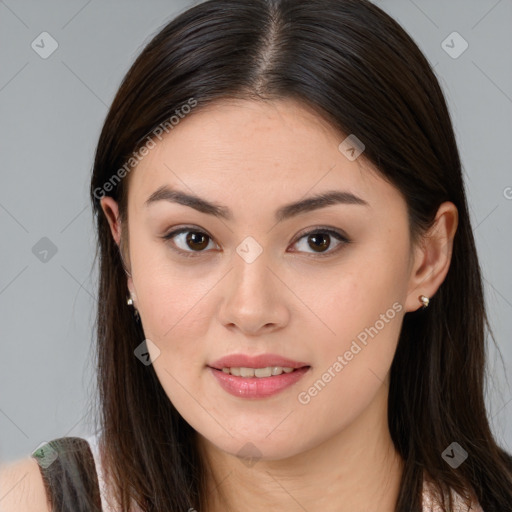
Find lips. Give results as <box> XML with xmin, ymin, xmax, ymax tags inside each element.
<box><xmin>209</xmin><ymin>365</ymin><xmax>310</xmax><ymax>398</ymax></box>
<box><xmin>208</xmin><ymin>353</ymin><xmax>310</xmax><ymax>370</ymax></box>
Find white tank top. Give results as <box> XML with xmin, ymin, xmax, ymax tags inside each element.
<box><xmin>84</xmin><ymin>432</ymin><xmax>118</xmax><ymax>512</ymax></box>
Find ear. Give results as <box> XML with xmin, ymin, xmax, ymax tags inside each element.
<box><xmin>99</xmin><ymin>196</ymin><xmax>137</xmax><ymax>300</ymax></box>
<box><xmin>405</xmin><ymin>201</ymin><xmax>458</xmax><ymax>312</ymax></box>
<box><xmin>100</xmin><ymin>196</ymin><xmax>122</xmax><ymax>245</ymax></box>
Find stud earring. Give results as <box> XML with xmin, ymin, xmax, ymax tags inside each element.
<box><xmin>126</xmin><ymin>294</ymin><xmax>140</xmax><ymax>320</ymax></box>
<box><xmin>419</xmin><ymin>295</ymin><xmax>430</xmax><ymax>309</ymax></box>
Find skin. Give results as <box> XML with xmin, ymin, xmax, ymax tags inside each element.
<box><xmin>100</xmin><ymin>98</ymin><xmax>458</xmax><ymax>512</ymax></box>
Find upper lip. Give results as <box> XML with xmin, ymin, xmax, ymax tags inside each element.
<box><xmin>209</xmin><ymin>354</ymin><xmax>310</xmax><ymax>370</ymax></box>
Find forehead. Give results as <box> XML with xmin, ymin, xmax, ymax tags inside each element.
<box><xmin>126</xmin><ymin>98</ymin><xmax>401</xmax><ymax>217</ymax></box>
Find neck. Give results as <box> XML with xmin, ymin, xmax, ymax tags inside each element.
<box><xmin>197</xmin><ymin>382</ymin><xmax>404</xmax><ymax>512</ymax></box>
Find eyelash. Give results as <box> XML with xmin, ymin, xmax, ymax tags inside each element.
<box><xmin>160</xmin><ymin>225</ymin><xmax>351</xmax><ymax>259</ymax></box>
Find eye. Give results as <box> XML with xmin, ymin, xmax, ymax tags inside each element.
<box><xmin>162</xmin><ymin>227</ymin><xmax>217</xmax><ymax>257</ymax></box>
<box><xmin>291</xmin><ymin>228</ymin><xmax>350</xmax><ymax>256</ymax></box>
<box><xmin>161</xmin><ymin>226</ymin><xmax>350</xmax><ymax>258</ymax></box>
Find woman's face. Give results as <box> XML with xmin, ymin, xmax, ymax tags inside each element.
<box><xmin>102</xmin><ymin>98</ymin><xmax>427</xmax><ymax>460</ymax></box>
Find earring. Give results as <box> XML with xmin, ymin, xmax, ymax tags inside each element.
<box><xmin>126</xmin><ymin>295</ymin><xmax>140</xmax><ymax>320</ymax></box>
<box><xmin>419</xmin><ymin>295</ymin><xmax>430</xmax><ymax>309</ymax></box>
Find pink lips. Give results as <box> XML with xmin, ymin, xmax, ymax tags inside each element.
<box><xmin>208</xmin><ymin>353</ymin><xmax>310</xmax><ymax>399</ymax></box>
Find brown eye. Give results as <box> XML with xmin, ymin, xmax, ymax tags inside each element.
<box><xmin>162</xmin><ymin>227</ymin><xmax>216</xmax><ymax>256</ymax></box>
<box><xmin>291</xmin><ymin>228</ymin><xmax>349</xmax><ymax>256</ymax></box>
<box><xmin>307</xmin><ymin>233</ymin><xmax>330</xmax><ymax>252</ymax></box>
<box><xmin>184</xmin><ymin>231</ymin><xmax>210</xmax><ymax>251</ymax></box>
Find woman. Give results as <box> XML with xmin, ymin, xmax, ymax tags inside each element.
<box><xmin>1</xmin><ymin>0</ymin><xmax>511</xmax><ymax>510</ymax></box>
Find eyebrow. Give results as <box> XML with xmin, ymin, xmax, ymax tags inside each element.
<box><xmin>144</xmin><ymin>185</ymin><xmax>369</xmax><ymax>222</ymax></box>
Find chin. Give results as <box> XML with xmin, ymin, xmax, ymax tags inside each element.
<box><xmin>201</xmin><ymin>429</ymin><xmax>314</xmax><ymax>464</ymax></box>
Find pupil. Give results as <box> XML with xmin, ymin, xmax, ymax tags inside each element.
<box><xmin>309</xmin><ymin>233</ymin><xmax>329</xmax><ymax>252</ymax></box>
<box><xmin>186</xmin><ymin>232</ymin><xmax>209</xmax><ymax>250</ymax></box>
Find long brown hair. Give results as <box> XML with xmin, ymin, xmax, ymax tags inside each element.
<box><xmin>88</xmin><ymin>0</ymin><xmax>512</xmax><ymax>510</ymax></box>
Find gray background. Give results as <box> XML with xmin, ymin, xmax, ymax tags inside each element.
<box><xmin>1</xmin><ymin>0</ymin><xmax>511</xmax><ymax>464</ymax></box>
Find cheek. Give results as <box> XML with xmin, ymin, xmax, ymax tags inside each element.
<box><xmin>308</xmin><ymin>240</ymin><xmax>409</xmax><ymax>346</ymax></box>
<box><xmin>138</xmin><ymin>272</ymin><xmax>213</xmax><ymax>342</ymax></box>
<box><xmin>130</xmin><ymin>234</ymin><xmax>219</xmax><ymax>343</ymax></box>
<box><xmin>296</xmin><ymin>238</ymin><xmax>409</xmax><ymax>408</ymax></box>
<box><xmin>136</xmin><ymin>270</ymin><xmax>214</xmax><ymax>407</ymax></box>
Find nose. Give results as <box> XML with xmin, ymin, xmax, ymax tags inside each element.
<box><xmin>216</xmin><ymin>249</ymin><xmax>290</xmax><ymax>336</ymax></box>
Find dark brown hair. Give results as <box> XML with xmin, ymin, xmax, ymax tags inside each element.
<box><xmin>88</xmin><ymin>0</ymin><xmax>512</xmax><ymax>510</ymax></box>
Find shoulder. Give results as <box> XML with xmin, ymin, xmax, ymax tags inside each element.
<box><xmin>0</xmin><ymin>457</ymin><xmax>51</xmax><ymax>512</ymax></box>
<box><xmin>422</xmin><ymin>477</ymin><xmax>484</xmax><ymax>511</ymax></box>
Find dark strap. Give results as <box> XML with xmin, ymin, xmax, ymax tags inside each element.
<box><xmin>31</xmin><ymin>436</ymin><xmax>103</xmax><ymax>512</ymax></box>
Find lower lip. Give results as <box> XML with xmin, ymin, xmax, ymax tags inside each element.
<box><xmin>208</xmin><ymin>366</ymin><xmax>310</xmax><ymax>399</ymax></box>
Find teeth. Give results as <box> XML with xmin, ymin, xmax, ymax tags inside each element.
<box><xmin>241</xmin><ymin>367</ymin><xmax>255</xmax><ymax>377</ymax></box>
<box><xmin>220</xmin><ymin>366</ymin><xmax>296</xmax><ymax>377</ymax></box>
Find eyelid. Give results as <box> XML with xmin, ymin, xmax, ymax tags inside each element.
<box><xmin>161</xmin><ymin>224</ymin><xmax>351</xmax><ymax>258</ymax></box>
